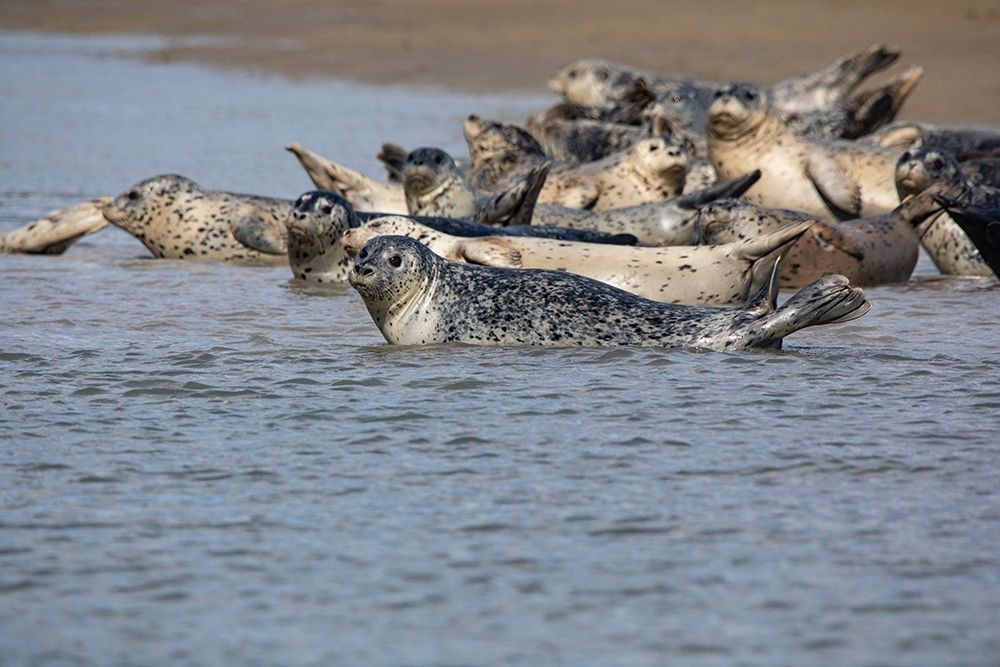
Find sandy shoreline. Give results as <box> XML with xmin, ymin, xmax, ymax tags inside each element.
<box><xmin>2</xmin><ymin>0</ymin><xmax>998</xmax><ymax>123</ymax></box>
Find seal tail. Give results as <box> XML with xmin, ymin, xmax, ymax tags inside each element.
<box><xmin>743</xmin><ymin>267</ymin><xmax>870</xmax><ymax>348</ymax></box>
<box><xmin>1</xmin><ymin>198</ymin><xmax>112</xmax><ymax>255</ymax></box>
<box><xmin>674</xmin><ymin>170</ymin><xmax>761</xmax><ymax>210</ymax></box>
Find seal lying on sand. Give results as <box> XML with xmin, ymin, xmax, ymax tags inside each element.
<box><xmin>696</xmin><ymin>188</ymin><xmax>946</xmax><ymax>288</ymax></box>
<box><xmin>286</xmin><ymin>142</ymin><xmax>407</xmax><ymax>214</ymax></box>
<box><xmin>464</xmin><ymin>116</ymin><xmax>688</xmax><ymax>209</ymax></box>
<box><xmin>402</xmin><ymin>147</ymin><xmax>549</xmax><ymax>226</ymax></box>
<box><xmin>895</xmin><ymin>147</ymin><xmax>993</xmax><ymax>276</ymax></box>
<box><xmin>103</xmin><ymin>175</ymin><xmax>289</xmax><ymax>263</ymax></box>
<box><xmin>287</xmin><ymin>193</ymin><xmax>639</xmax><ymax>284</ymax></box>
<box><xmin>342</xmin><ymin>213</ymin><xmax>808</xmax><ymax>305</ymax></box>
<box><xmin>1</xmin><ymin>198</ymin><xmax>111</xmax><ymax>254</ymax></box>
<box><xmin>549</xmin><ymin>45</ymin><xmax>900</xmax><ymax>116</ymax></box>
<box><xmin>867</xmin><ymin>121</ymin><xmax>1000</xmax><ymax>161</ymax></box>
<box><xmin>707</xmin><ymin>82</ymin><xmax>900</xmax><ymax>221</ymax></box>
<box><xmin>348</xmin><ymin>235</ymin><xmax>870</xmax><ymax>350</ymax></box>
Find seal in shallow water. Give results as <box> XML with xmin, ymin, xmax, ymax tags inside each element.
<box><xmin>343</xmin><ymin>213</ymin><xmax>808</xmax><ymax>305</ymax></box>
<box><xmin>285</xmin><ymin>191</ymin><xmax>362</xmax><ymax>282</ymax></box>
<box><xmin>1</xmin><ymin>198</ymin><xmax>111</xmax><ymax>254</ymax></box>
<box><xmin>707</xmin><ymin>82</ymin><xmax>901</xmax><ymax>221</ymax></box>
<box><xmin>348</xmin><ymin>235</ymin><xmax>870</xmax><ymax>350</ymax></box>
<box><xmin>102</xmin><ymin>174</ymin><xmax>289</xmax><ymax>263</ymax></box>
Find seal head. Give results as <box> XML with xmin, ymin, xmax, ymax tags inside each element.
<box><xmin>285</xmin><ymin>191</ymin><xmax>360</xmax><ymax>282</ymax></box>
<box><xmin>707</xmin><ymin>83</ymin><xmax>770</xmax><ymax>142</ymax></box>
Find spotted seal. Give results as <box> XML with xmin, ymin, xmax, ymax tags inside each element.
<box><xmin>895</xmin><ymin>147</ymin><xmax>994</xmax><ymax>276</ymax></box>
<box><xmin>696</xmin><ymin>188</ymin><xmax>946</xmax><ymax>288</ymax></box>
<box><xmin>286</xmin><ymin>193</ymin><xmax>639</xmax><ymax>284</ymax></box>
<box><xmin>344</xmin><ymin>212</ymin><xmax>808</xmax><ymax>305</ymax></box>
<box><xmin>549</xmin><ymin>45</ymin><xmax>899</xmax><ymax>116</ymax></box>
<box><xmin>1</xmin><ymin>198</ymin><xmax>111</xmax><ymax>254</ymax></box>
<box><xmin>464</xmin><ymin>116</ymin><xmax>688</xmax><ymax>209</ymax></box>
<box><xmin>707</xmin><ymin>82</ymin><xmax>901</xmax><ymax>221</ymax></box>
<box><xmin>402</xmin><ymin>147</ymin><xmax>549</xmax><ymax>226</ymax></box>
<box><xmin>866</xmin><ymin>121</ymin><xmax>1000</xmax><ymax>161</ymax></box>
<box><xmin>102</xmin><ymin>175</ymin><xmax>289</xmax><ymax>263</ymax></box>
<box><xmin>286</xmin><ymin>142</ymin><xmax>407</xmax><ymax>214</ymax></box>
<box><xmin>348</xmin><ymin>235</ymin><xmax>869</xmax><ymax>349</ymax></box>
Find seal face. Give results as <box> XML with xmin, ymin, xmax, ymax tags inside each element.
<box><xmin>895</xmin><ymin>147</ymin><xmax>992</xmax><ymax>276</ymax></box>
<box><xmin>348</xmin><ymin>235</ymin><xmax>870</xmax><ymax>350</ymax></box>
<box><xmin>285</xmin><ymin>191</ymin><xmax>361</xmax><ymax>283</ymax></box>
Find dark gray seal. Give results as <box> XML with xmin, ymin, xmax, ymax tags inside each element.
<box><xmin>933</xmin><ymin>198</ymin><xmax>1000</xmax><ymax>281</ymax></box>
<box><xmin>102</xmin><ymin>175</ymin><xmax>289</xmax><ymax>263</ymax></box>
<box><xmin>348</xmin><ymin>235</ymin><xmax>870</xmax><ymax>350</ymax></box>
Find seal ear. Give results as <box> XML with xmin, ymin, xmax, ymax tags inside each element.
<box><xmin>456</xmin><ymin>237</ymin><xmax>523</xmax><ymax>269</ymax></box>
<box><xmin>809</xmin><ymin>221</ymin><xmax>865</xmax><ymax>260</ymax></box>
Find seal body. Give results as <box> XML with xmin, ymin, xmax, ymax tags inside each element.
<box><xmin>895</xmin><ymin>147</ymin><xmax>993</xmax><ymax>276</ymax></box>
<box><xmin>343</xmin><ymin>213</ymin><xmax>808</xmax><ymax>305</ymax></box>
<box><xmin>697</xmin><ymin>190</ymin><xmax>944</xmax><ymax>288</ymax></box>
<box><xmin>102</xmin><ymin>175</ymin><xmax>289</xmax><ymax>263</ymax></box>
<box><xmin>348</xmin><ymin>236</ymin><xmax>870</xmax><ymax>350</ymax></box>
<box><xmin>707</xmin><ymin>83</ymin><xmax>901</xmax><ymax>221</ymax></box>
<box><xmin>935</xmin><ymin>202</ymin><xmax>1000</xmax><ymax>280</ymax></box>
<box><xmin>1</xmin><ymin>198</ymin><xmax>111</xmax><ymax>254</ymax></box>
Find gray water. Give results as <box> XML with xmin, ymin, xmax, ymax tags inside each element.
<box><xmin>1</xmin><ymin>33</ymin><xmax>999</xmax><ymax>667</ymax></box>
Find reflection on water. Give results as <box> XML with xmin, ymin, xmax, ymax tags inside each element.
<box><xmin>2</xmin><ymin>32</ymin><xmax>1000</xmax><ymax>667</ymax></box>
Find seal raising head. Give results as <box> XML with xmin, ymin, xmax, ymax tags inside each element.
<box><xmin>895</xmin><ymin>147</ymin><xmax>966</xmax><ymax>199</ymax></box>
<box><xmin>707</xmin><ymin>83</ymin><xmax>770</xmax><ymax>142</ymax></box>
<box><xmin>402</xmin><ymin>147</ymin><xmax>476</xmax><ymax>218</ymax></box>
<box><xmin>285</xmin><ymin>191</ymin><xmax>361</xmax><ymax>283</ymax></box>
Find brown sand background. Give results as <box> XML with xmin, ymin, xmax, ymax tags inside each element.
<box><xmin>2</xmin><ymin>0</ymin><xmax>998</xmax><ymax>123</ymax></box>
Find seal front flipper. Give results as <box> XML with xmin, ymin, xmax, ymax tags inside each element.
<box><xmin>377</xmin><ymin>143</ymin><xmax>410</xmax><ymax>183</ymax></box>
<box><xmin>455</xmin><ymin>237</ymin><xmax>523</xmax><ymax>269</ymax></box>
<box><xmin>806</xmin><ymin>153</ymin><xmax>862</xmax><ymax>220</ymax></box>
<box><xmin>475</xmin><ymin>162</ymin><xmax>551</xmax><ymax>227</ymax></box>
<box><xmin>734</xmin><ymin>221</ymin><xmax>812</xmax><ymax>300</ymax></box>
<box><xmin>674</xmin><ymin>170</ymin><xmax>761</xmax><ymax>210</ymax></box>
<box><xmin>231</xmin><ymin>216</ymin><xmax>288</xmax><ymax>255</ymax></box>
<box><xmin>810</xmin><ymin>221</ymin><xmax>865</xmax><ymax>260</ymax></box>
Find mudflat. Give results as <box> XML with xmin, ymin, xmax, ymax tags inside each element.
<box><xmin>2</xmin><ymin>0</ymin><xmax>998</xmax><ymax>122</ymax></box>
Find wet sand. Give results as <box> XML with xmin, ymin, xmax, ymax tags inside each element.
<box><xmin>2</xmin><ymin>0</ymin><xmax>998</xmax><ymax>123</ymax></box>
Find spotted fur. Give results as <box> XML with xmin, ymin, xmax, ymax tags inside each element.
<box><xmin>285</xmin><ymin>191</ymin><xmax>362</xmax><ymax>283</ymax></box>
<box><xmin>348</xmin><ymin>235</ymin><xmax>870</xmax><ymax>350</ymax></box>
<box><xmin>1</xmin><ymin>198</ymin><xmax>111</xmax><ymax>254</ymax></box>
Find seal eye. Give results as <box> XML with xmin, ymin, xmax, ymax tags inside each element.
<box><xmin>930</xmin><ymin>157</ymin><xmax>944</xmax><ymax>171</ymax></box>
<box><xmin>595</xmin><ymin>69</ymin><xmax>609</xmax><ymax>82</ymax></box>
<box><xmin>743</xmin><ymin>89</ymin><xmax>756</xmax><ymax>102</ymax></box>
<box><xmin>901</xmin><ymin>151</ymin><xmax>912</xmax><ymax>162</ymax></box>
<box><xmin>127</xmin><ymin>190</ymin><xmax>139</xmax><ymax>201</ymax></box>
<box><xmin>388</xmin><ymin>254</ymin><xmax>402</xmax><ymax>268</ymax></box>
<box><xmin>321</xmin><ymin>204</ymin><xmax>332</xmax><ymax>215</ymax></box>
<box><xmin>359</xmin><ymin>247</ymin><xmax>368</xmax><ymax>260</ymax></box>
<box><xmin>432</xmin><ymin>154</ymin><xmax>443</xmax><ymax>165</ymax></box>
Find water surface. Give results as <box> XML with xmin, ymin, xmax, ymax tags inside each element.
<box><xmin>1</xmin><ymin>33</ymin><xmax>999</xmax><ymax>667</ymax></box>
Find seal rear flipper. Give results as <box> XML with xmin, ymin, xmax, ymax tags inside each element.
<box><xmin>377</xmin><ymin>143</ymin><xmax>410</xmax><ymax>183</ymax></box>
<box><xmin>231</xmin><ymin>216</ymin><xmax>288</xmax><ymax>255</ymax></box>
<box><xmin>475</xmin><ymin>162</ymin><xmax>551</xmax><ymax>227</ymax></box>
<box><xmin>840</xmin><ymin>66</ymin><xmax>923</xmax><ymax>139</ymax></box>
<box><xmin>738</xmin><ymin>222</ymin><xmax>812</xmax><ymax>300</ymax></box>
<box><xmin>286</xmin><ymin>143</ymin><xmax>401</xmax><ymax>211</ymax></box>
<box><xmin>0</xmin><ymin>197</ymin><xmax>112</xmax><ymax>254</ymax></box>
<box><xmin>751</xmin><ymin>274</ymin><xmax>870</xmax><ymax>345</ymax></box>
<box><xmin>807</xmin><ymin>153</ymin><xmax>862</xmax><ymax>220</ymax></box>
<box><xmin>675</xmin><ymin>170</ymin><xmax>761</xmax><ymax>210</ymax></box>
<box><xmin>457</xmin><ymin>237</ymin><xmax>523</xmax><ymax>268</ymax></box>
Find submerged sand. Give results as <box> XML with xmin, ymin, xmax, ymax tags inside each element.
<box><xmin>2</xmin><ymin>0</ymin><xmax>998</xmax><ymax>122</ymax></box>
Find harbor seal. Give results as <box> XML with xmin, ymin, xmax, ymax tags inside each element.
<box><xmin>348</xmin><ymin>235</ymin><xmax>870</xmax><ymax>350</ymax></box>
<box><xmin>1</xmin><ymin>198</ymin><xmax>111</xmax><ymax>254</ymax></box>
<box><xmin>402</xmin><ymin>147</ymin><xmax>549</xmax><ymax>226</ymax></box>
<box><xmin>285</xmin><ymin>191</ymin><xmax>361</xmax><ymax>282</ymax></box>
<box><xmin>933</xmin><ymin>198</ymin><xmax>1000</xmax><ymax>281</ymax></box>
<box><xmin>895</xmin><ymin>147</ymin><xmax>993</xmax><ymax>276</ymax></box>
<box><xmin>102</xmin><ymin>174</ymin><xmax>289</xmax><ymax>263</ymax></box>
<box><xmin>696</xmin><ymin>188</ymin><xmax>946</xmax><ymax>288</ymax></box>
<box><xmin>707</xmin><ymin>82</ymin><xmax>901</xmax><ymax>221</ymax></box>
<box><xmin>342</xmin><ymin>213</ymin><xmax>808</xmax><ymax>305</ymax></box>
<box><xmin>464</xmin><ymin>116</ymin><xmax>688</xmax><ymax>209</ymax></box>
<box><xmin>866</xmin><ymin>121</ymin><xmax>1000</xmax><ymax>161</ymax></box>
<box><xmin>286</xmin><ymin>142</ymin><xmax>407</xmax><ymax>214</ymax></box>
<box><xmin>286</xmin><ymin>194</ymin><xmax>639</xmax><ymax>284</ymax></box>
